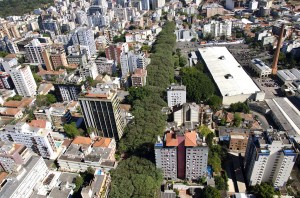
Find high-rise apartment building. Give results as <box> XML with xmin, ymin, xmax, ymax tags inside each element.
<box><xmin>105</xmin><ymin>43</ymin><xmax>129</xmax><ymax>64</ymax></box>
<box><xmin>142</xmin><ymin>0</ymin><xmax>150</xmax><ymax>10</ymax></box>
<box><xmin>2</xmin><ymin>60</ymin><xmax>37</xmax><ymax>97</ymax></box>
<box><xmin>76</xmin><ymin>10</ymin><xmax>89</xmax><ymax>26</ymax></box>
<box><xmin>0</xmin><ymin>156</ymin><xmax>48</xmax><ymax>198</ymax></box>
<box><xmin>120</xmin><ymin>51</ymin><xmax>146</xmax><ymax>77</ymax></box>
<box><xmin>203</xmin><ymin>20</ymin><xmax>232</xmax><ymax>38</ymax></box>
<box><xmin>0</xmin><ymin>141</ymin><xmax>33</xmax><ymax>173</ymax></box>
<box><xmin>244</xmin><ymin>131</ymin><xmax>298</xmax><ymax>187</ymax></box>
<box><xmin>24</xmin><ymin>39</ymin><xmax>47</xmax><ymax>64</ymax></box>
<box><xmin>155</xmin><ymin>130</ymin><xmax>208</xmax><ymax>180</ymax></box>
<box><xmin>42</xmin><ymin>19</ymin><xmax>61</xmax><ymax>35</ymax></box>
<box><xmin>54</xmin><ymin>84</ymin><xmax>84</xmax><ymax>102</ymax></box>
<box><xmin>0</xmin><ymin>122</ymin><xmax>58</xmax><ymax>159</ymax></box>
<box><xmin>42</xmin><ymin>44</ymin><xmax>68</xmax><ymax>71</ymax></box>
<box><xmin>71</xmin><ymin>27</ymin><xmax>97</xmax><ymax>58</ymax></box>
<box><xmin>0</xmin><ymin>71</ymin><xmax>14</xmax><ymax>89</ymax></box>
<box><xmin>167</xmin><ymin>84</ymin><xmax>187</xmax><ymax>108</ymax></box>
<box><xmin>151</xmin><ymin>0</ymin><xmax>165</xmax><ymax>9</ymax></box>
<box><xmin>79</xmin><ymin>86</ymin><xmax>125</xmax><ymax>141</ymax></box>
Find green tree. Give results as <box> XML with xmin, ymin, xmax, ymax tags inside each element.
<box><xmin>33</xmin><ymin>73</ymin><xmax>42</xmax><ymax>83</ymax></box>
<box><xmin>141</xmin><ymin>45</ymin><xmax>151</xmax><ymax>52</ymax></box>
<box><xmin>181</xmin><ymin>67</ymin><xmax>215</xmax><ymax>103</ymax></box>
<box><xmin>109</xmin><ymin>157</ymin><xmax>163</xmax><ymax>198</ymax></box>
<box><xmin>46</xmin><ymin>94</ymin><xmax>56</xmax><ymax>104</ymax></box>
<box><xmin>199</xmin><ymin>125</ymin><xmax>213</xmax><ymax>137</ymax></box>
<box><xmin>251</xmin><ymin>183</ymin><xmax>279</xmax><ymax>198</ymax></box>
<box><xmin>195</xmin><ymin>61</ymin><xmax>205</xmax><ymax>71</ymax></box>
<box><xmin>0</xmin><ymin>51</ymin><xmax>8</xmax><ymax>57</ymax></box>
<box><xmin>233</xmin><ymin>113</ymin><xmax>242</xmax><ymax>127</ymax></box>
<box><xmin>215</xmin><ymin>174</ymin><xmax>228</xmax><ymax>190</ymax></box>
<box><xmin>206</xmin><ymin>132</ymin><xmax>215</xmax><ymax>148</ymax></box>
<box><xmin>74</xmin><ymin>176</ymin><xmax>84</xmax><ymax>192</ymax></box>
<box><xmin>208</xmin><ymin>151</ymin><xmax>221</xmax><ymax>173</ymax></box>
<box><xmin>179</xmin><ymin>56</ymin><xmax>187</xmax><ymax>67</ymax></box>
<box><xmin>36</xmin><ymin>94</ymin><xmax>56</xmax><ymax>106</ymax></box>
<box><xmin>229</xmin><ymin>102</ymin><xmax>250</xmax><ymax>113</ymax></box>
<box><xmin>63</xmin><ymin>122</ymin><xmax>80</xmax><ymax>138</ymax></box>
<box><xmin>0</xmin><ymin>0</ymin><xmax>54</xmax><ymax>17</ymax></box>
<box><xmin>208</xmin><ymin>95</ymin><xmax>222</xmax><ymax>110</ymax></box>
<box><xmin>7</xmin><ymin>95</ymin><xmax>23</xmax><ymax>101</ymax></box>
<box><xmin>202</xmin><ymin>186</ymin><xmax>220</xmax><ymax>198</ymax></box>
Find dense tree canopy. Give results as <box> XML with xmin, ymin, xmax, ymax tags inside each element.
<box><xmin>250</xmin><ymin>183</ymin><xmax>279</xmax><ymax>198</ymax></box>
<box><xmin>0</xmin><ymin>51</ymin><xmax>8</xmax><ymax>58</ymax></box>
<box><xmin>7</xmin><ymin>95</ymin><xmax>23</xmax><ymax>101</ymax></box>
<box><xmin>36</xmin><ymin>94</ymin><xmax>57</xmax><ymax>107</ymax></box>
<box><xmin>202</xmin><ymin>186</ymin><xmax>221</xmax><ymax>198</ymax></box>
<box><xmin>63</xmin><ymin>122</ymin><xmax>80</xmax><ymax>138</ymax></box>
<box><xmin>111</xmin><ymin>22</ymin><xmax>176</xmax><ymax>198</ymax></box>
<box><xmin>229</xmin><ymin>102</ymin><xmax>250</xmax><ymax>113</ymax></box>
<box><xmin>0</xmin><ymin>0</ymin><xmax>53</xmax><ymax>17</ymax></box>
<box><xmin>180</xmin><ymin>67</ymin><xmax>215</xmax><ymax>103</ymax></box>
<box><xmin>109</xmin><ymin>157</ymin><xmax>163</xmax><ymax>198</ymax></box>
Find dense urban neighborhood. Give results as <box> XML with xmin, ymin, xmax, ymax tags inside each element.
<box><xmin>0</xmin><ymin>0</ymin><xmax>300</xmax><ymax>197</ymax></box>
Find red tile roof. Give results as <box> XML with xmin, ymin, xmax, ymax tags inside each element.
<box><xmin>93</xmin><ymin>137</ymin><xmax>112</xmax><ymax>147</ymax></box>
<box><xmin>28</xmin><ymin>120</ymin><xmax>47</xmax><ymax>128</ymax></box>
<box><xmin>166</xmin><ymin>132</ymin><xmax>179</xmax><ymax>147</ymax></box>
<box><xmin>184</xmin><ymin>131</ymin><xmax>197</xmax><ymax>147</ymax></box>
<box><xmin>72</xmin><ymin>136</ymin><xmax>92</xmax><ymax>145</ymax></box>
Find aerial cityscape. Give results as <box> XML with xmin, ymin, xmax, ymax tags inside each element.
<box><xmin>0</xmin><ymin>0</ymin><xmax>300</xmax><ymax>197</ymax></box>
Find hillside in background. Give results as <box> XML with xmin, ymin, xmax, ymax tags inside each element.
<box><xmin>0</xmin><ymin>0</ymin><xmax>53</xmax><ymax>17</ymax></box>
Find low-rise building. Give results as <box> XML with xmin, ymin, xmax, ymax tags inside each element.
<box><xmin>218</xmin><ymin>127</ymin><xmax>250</xmax><ymax>153</ymax></box>
<box><xmin>131</xmin><ymin>68</ymin><xmax>147</xmax><ymax>87</ymax></box>
<box><xmin>250</xmin><ymin>59</ymin><xmax>272</xmax><ymax>78</ymax></box>
<box><xmin>57</xmin><ymin>136</ymin><xmax>116</xmax><ymax>172</ymax></box>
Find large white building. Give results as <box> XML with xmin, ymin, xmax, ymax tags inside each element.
<box><xmin>151</xmin><ymin>0</ymin><xmax>165</xmax><ymax>9</ymax></box>
<box><xmin>71</xmin><ymin>27</ymin><xmax>97</xmax><ymax>58</ymax></box>
<box><xmin>0</xmin><ymin>156</ymin><xmax>48</xmax><ymax>198</ymax></box>
<box><xmin>203</xmin><ymin>20</ymin><xmax>232</xmax><ymax>38</ymax></box>
<box><xmin>2</xmin><ymin>59</ymin><xmax>37</xmax><ymax>97</ymax></box>
<box><xmin>24</xmin><ymin>39</ymin><xmax>47</xmax><ymax>64</ymax></box>
<box><xmin>167</xmin><ymin>84</ymin><xmax>187</xmax><ymax>108</ymax></box>
<box><xmin>80</xmin><ymin>61</ymin><xmax>99</xmax><ymax>80</ymax></box>
<box><xmin>0</xmin><ymin>141</ymin><xmax>33</xmax><ymax>173</ymax></box>
<box><xmin>0</xmin><ymin>122</ymin><xmax>58</xmax><ymax>159</ymax></box>
<box><xmin>120</xmin><ymin>51</ymin><xmax>146</xmax><ymax>78</ymax></box>
<box><xmin>245</xmin><ymin>131</ymin><xmax>298</xmax><ymax>187</ymax></box>
<box><xmin>199</xmin><ymin>47</ymin><xmax>261</xmax><ymax>105</ymax></box>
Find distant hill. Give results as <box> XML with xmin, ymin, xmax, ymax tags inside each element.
<box><xmin>0</xmin><ymin>0</ymin><xmax>53</xmax><ymax>17</ymax></box>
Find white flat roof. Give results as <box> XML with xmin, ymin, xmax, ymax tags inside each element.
<box><xmin>199</xmin><ymin>47</ymin><xmax>260</xmax><ymax>97</ymax></box>
<box><xmin>251</xmin><ymin>58</ymin><xmax>271</xmax><ymax>72</ymax></box>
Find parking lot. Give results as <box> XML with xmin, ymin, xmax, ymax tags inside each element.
<box><xmin>252</xmin><ymin>76</ymin><xmax>284</xmax><ymax>99</ymax></box>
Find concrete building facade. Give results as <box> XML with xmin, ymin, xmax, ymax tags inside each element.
<box><xmin>245</xmin><ymin>131</ymin><xmax>298</xmax><ymax>187</ymax></box>
<box><xmin>167</xmin><ymin>84</ymin><xmax>186</xmax><ymax>108</ymax></box>
<box><xmin>79</xmin><ymin>87</ymin><xmax>125</xmax><ymax>141</ymax></box>
<box><xmin>155</xmin><ymin>131</ymin><xmax>208</xmax><ymax>181</ymax></box>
